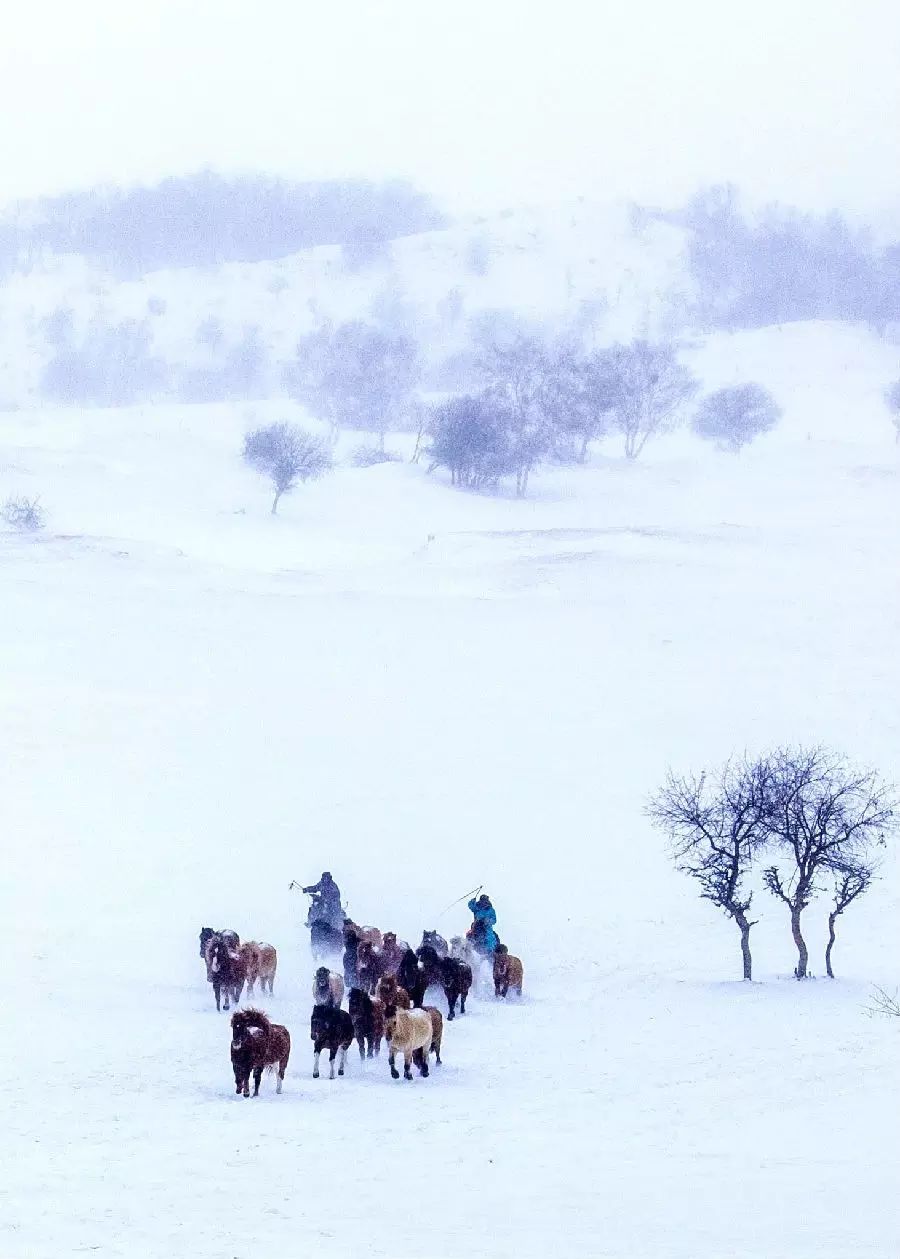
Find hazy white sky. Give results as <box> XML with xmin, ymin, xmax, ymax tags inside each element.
<box><xmin>2</xmin><ymin>0</ymin><xmax>898</xmax><ymax>219</ymax></box>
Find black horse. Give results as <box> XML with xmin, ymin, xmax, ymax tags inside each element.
<box><xmin>417</xmin><ymin>945</ymin><xmax>472</xmax><ymax>1020</ymax></box>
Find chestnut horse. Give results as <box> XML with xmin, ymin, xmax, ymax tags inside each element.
<box><xmin>230</xmin><ymin>1008</ymin><xmax>290</xmax><ymax>1097</ymax></box>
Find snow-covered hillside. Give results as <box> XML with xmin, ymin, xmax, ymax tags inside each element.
<box><xmin>2</xmin><ymin>318</ymin><xmax>900</xmax><ymax>1259</ymax></box>
<box><xmin>0</xmin><ymin>199</ymin><xmax>689</xmax><ymax>407</ymax></box>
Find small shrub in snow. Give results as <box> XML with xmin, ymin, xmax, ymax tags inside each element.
<box><xmin>2</xmin><ymin>496</ymin><xmax>45</xmax><ymax>531</ymax></box>
<box><xmin>348</xmin><ymin>444</ymin><xmax>402</xmax><ymax>468</ymax></box>
<box><xmin>242</xmin><ymin>422</ymin><xmax>332</xmax><ymax>515</ymax></box>
<box><xmin>693</xmin><ymin>383</ymin><xmax>781</xmax><ymax>452</ymax></box>
<box><xmin>868</xmin><ymin>986</ymin><xmax>900</xmax><ymax>1018</ymax></box>
<box><xmin>885</xmin><ymin>379</ymin><xmax>900</xmax><ymax>443</ymax></box>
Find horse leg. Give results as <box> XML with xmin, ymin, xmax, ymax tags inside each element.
<box><xmin>252</xmin><ymin>1067</ymin><xmax>262</xmax><ymax>1097</ymax></box>
<box><xmin>445</xmin><ymin>987</ymin><xmax>456</xmax><ymax>1021</ymax></box>
<box><xmin>338</xmin><ymin>1045</ymin><xmax>347</xmax><ymax>1077</ymax></box>
<box><xmin>415</xmin><ymin>1047</ymin><xmax>429</xmax><ymax>1078</ymax></box>
<box><xmin>357</xmin><ymin>1033</ymin><xmax>365</xmax><ymax>1062</ymax></box>
<box><xmin>328</xmin><ymin>1046</ymin><xmax>338</xmax><ymax>1080</ymax></box>
<box><xmin>214</xmin><ymin>980</ymin><xmax>222</xmax><ymax>1012</ymax></box>
<box><xmin>313</xmin><ymin>1047</ymin><xmax>321</xmax><ymax>1079</ymax></box>
<box><xmin>276</xmin><ymin>1059</ymin><xmax>285</xmax><ymax>1094</ymax></box>
<box><xmin>389</xmin><ymin>1049</ymin><xmax>399</xmax><ymax>1079</ymax></box>
<box><xmin>403</xmin><ymin>1052</ymin><xmax>413</xmax><ymax>1081</ymax></box>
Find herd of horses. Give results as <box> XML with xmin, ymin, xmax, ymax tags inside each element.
<box><xmin>198</xmin><ymin>917</ymin><xmax>525</xmax><ymax>1094</ymax></box>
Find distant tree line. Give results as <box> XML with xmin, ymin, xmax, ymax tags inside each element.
<box><xmin>650</xmin><ymin>184</ymin><xmax>900</xmax><ymax>333</ymax></box>
<box><xmin>0</xmin><ymin>173</ymin><xmax>445</xmax><ymax>278</ymax></box>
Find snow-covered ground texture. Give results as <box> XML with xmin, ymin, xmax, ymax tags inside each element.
<box><xmin>3</xmin><ymin>321</ymin><xmax>900</xmax><ymax>1258</ymax></box>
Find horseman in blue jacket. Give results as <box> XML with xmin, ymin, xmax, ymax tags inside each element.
<box><xmin>467</xmin><ymin>892</ymin><xmax>499</xmax><ymax>956</ymax></box>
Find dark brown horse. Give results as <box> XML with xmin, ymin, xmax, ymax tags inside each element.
<box><xmin>207</xmin><ymin>936</ymin><xmax>246</xmax><ymax>1011</ymax></box>
<box><xmin>230</xmin><ymin>1008</ymin><xmax>290</xmax><ymax>1097</ymax></box>
<box><xmin>348</xmin><ymin>987</ymin><xmax>384</xmax><ymax>1059</ymax></box>
<box><xmin>356</xmin><ymin>941</ymin><xmax>384</xmax><ymax>995</ymax></box>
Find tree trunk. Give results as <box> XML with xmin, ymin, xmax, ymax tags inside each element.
<box><xmin>578</xmin><ymin>434</ymin><xmax>589</xmax><ymax>463</ymax></box>
<box><xmin>791</xmin><ymin>905</ymin><xmax>809</xmax><ymax>978</ymax></box>
<box><xmin>271</xmin><ymin>489</ymin><xmax>282</xmax><ymax>515</ymax></box>
<box><xmin>733</xmin><ymin>909</ymin><xmax>753</xmax><ymax>980</ymax></box>
<box><xmin>825</xmin><ymin>911</ymin><xmax>837</xmax><ymax>978</ymax></box>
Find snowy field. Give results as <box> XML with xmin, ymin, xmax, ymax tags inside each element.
<box><xmin>2</xmin><ymin>328</ymin><xmax>900</xmax><ymax>1258</ymax></box>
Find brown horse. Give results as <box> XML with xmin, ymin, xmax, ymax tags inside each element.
<box><xmin>375</xmin><ymin>974</ymin><xmax>411</xmax><ymax>1011</ymax></box>
<box><xmin>230</xmin><ymin>1008</ymin><xmax>290</xmax><ymax>1097</ymax></box>
<box><xmin>345</xmin><ymin>920</ymin><xmax>383</xmax><ymax>948</ymax></box>
<box><xmin>423</xmin><ymin>1005</ymin><xmax>443</xmax><ymax>1065</ymax></box>
<box><xmin>348</xmin><ymin>987</ymin><xmax>384</xmax><ymax>1059</ymax></box>
<box><xmin>242</xmin><ymin>942</ymin><xmax>277</xmax><ymax>997</ymax></box>
<box><xmin>380</xmin><ymin>932</ymin><xmax>407</xmax><ymax>977</ymax></box>
<box><xmin>207</xmin><ymin>936</ymin><xmax>246</xmax><ymax>1011</ymax></box>
<box><xmin>492</xmin><ymin>945</ymin><xmax>524</xmax><ymax>998</ymax></box>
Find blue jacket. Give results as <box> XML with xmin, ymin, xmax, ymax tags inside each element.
<box><xmin>468</xmin><ymin>899</ymin><xmax>498</xmax><ymax>952</ymax></box>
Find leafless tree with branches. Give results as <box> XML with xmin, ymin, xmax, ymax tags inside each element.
<box><xmin>646</xmin><ymin>755</ymin><xmax>773</xmax><ymax>979</ymax></box>
<box><xmin>825</xmin><ymin>869</ymin><xmax>874</xmax><ymax>978</ymax></box>
<box><xmin>762</xmin><ymin>747</ymin><xmax>895</xmax><ymax>979</ymax></box>
<box><xmin>242</xmin><ymin>422</ymin><xmax>332</xmax><ymax>514</ymax></box>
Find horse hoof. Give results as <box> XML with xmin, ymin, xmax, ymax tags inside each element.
<box><xmin>313</xmin><ymin>1071</ymin><xmax>319</xmax><ymax>1079</ymax></box>
<box><xmin>338</xmin><ymin>1069</ymin><xmax>344</xmax><ymax>1077</ymax></box>
<box><xmin>390</xmin><ymin>1068</ymin><xmax>400</xmax><ymax>1079</ymax></box>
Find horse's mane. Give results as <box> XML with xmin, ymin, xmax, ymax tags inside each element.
<box><xmin>232</xmin><ymin>1007</ymin><xmax>271</xmax><ymax>1036</ymax></box>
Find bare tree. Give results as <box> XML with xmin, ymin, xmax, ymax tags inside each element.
<box><xmin>478</xmin><ymin>335</ymin><xmax>556</xmax><ymax>496</ymax></box>
<box><xmin>825</xmin><ymin>869</ymin><xmax>873</xmax><ymax>979</ymax></box>
<box><xmin>242</xmin><ymin>422</ymin><xmax>332</xmax><ymax>514</ymax></box>
<box><xmin>287</xmin><ymin>321</ymin><xmax>420</xmax><ymax>448</ymax></box>
<box><xmin>647</xmin><ymin>756</ymin><xmax>772</xmax><ymax>979</ymax></box>
<box><xmin>762</xmin><ymin>747</ymin><xmax>895</xmax><ymax>979</ymax></box>
<box><xmin>609</xmin><ymin>341</ymin><xmax>699</xmax><ymax>459</ymax></box>
<box><xmin>542</xmin><ymin>347</ymin><xmax>618</xmax><ymax>462</ymax></box>
<box><xmin>884</xmin><ymin>379</ymin><xmax>900</xmax><ymax>444</ymax></box>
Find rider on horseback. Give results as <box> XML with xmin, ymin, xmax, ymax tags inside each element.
<box><xmin>467</xmin><ymin>892</ymin><xmax>499</xmax><ymax>956</ymax></box>
<box><xmin>302</xmin><ymin>872</ymin><xmax>344</xmax><ymax>932</ymax></box>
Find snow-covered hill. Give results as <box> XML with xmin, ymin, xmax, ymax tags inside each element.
<box><xmin>2</xmin><ymin>316</ymin><xmax>899</xmax><ymax>1257</ymax></box>
<box><xmin>0</xmin><ymin>199</ymin><xmax>690</xmax><ymax>407</ymax></box>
